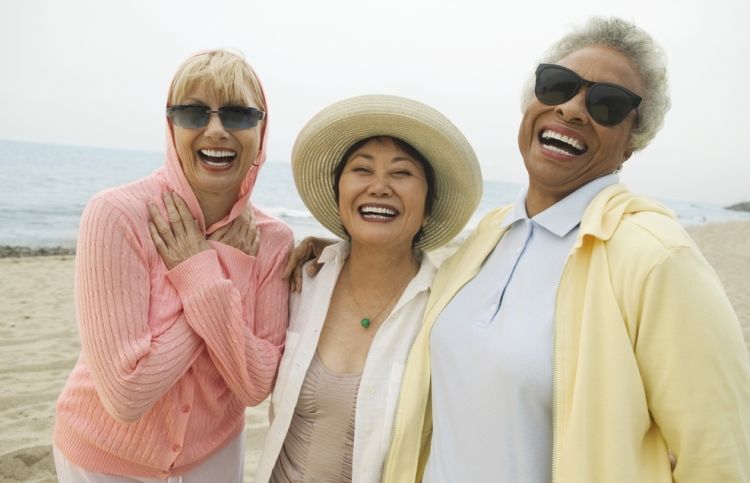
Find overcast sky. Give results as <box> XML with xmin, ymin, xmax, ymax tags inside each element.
<box><xmin>2</xmin><ymin>0</ymin><xmax>748</xmax><ymax>205</ymax></box>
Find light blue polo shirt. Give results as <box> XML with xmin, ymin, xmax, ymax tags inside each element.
<box><xmin>425</xmin><ymin>175</ymin><xmax>618</xmax><ymax>483</ymax></box>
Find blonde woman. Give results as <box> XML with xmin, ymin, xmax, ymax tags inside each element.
<box><xmin>53</xmin><ymin>50</ymin><xmax>293</xmax><ymax>482</ymax></box>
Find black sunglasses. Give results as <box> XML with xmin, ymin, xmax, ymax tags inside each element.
<box><xmin>534</xmin><ymin>63</ymin><xmax>642</xmax><ymax>127</ymax></box>
<box><xmin>166</xmin><ymin>105</ymin><xmax>265</xmax><ymax>130</ymax></box>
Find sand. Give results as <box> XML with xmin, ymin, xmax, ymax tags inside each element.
<box><xmin>0</xmin><ymin>220</ymin><xmax>748</xmax><ymax>482</ymax></box>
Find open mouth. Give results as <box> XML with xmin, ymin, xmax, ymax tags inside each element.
<box><xmin>539</xmin><ymin>129</ymin><xmax>587</xmax><ymax>156</ymax></box>
<box><xmin>198</xmin><ymin>148</ymin><xmax>237</xmax><ymax>168</ymax></box>
<box><xmin>358</xmin><ymin>204</ymin><xmax>399</xmax><ymax>221</ymax></box>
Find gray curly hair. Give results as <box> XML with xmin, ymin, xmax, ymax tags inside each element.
<box><xmin>521</xmin><ymin>17</ymin><xmax>671</xmax><ymax>151</ymax></box>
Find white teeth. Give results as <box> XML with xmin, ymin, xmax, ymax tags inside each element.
<box><xmin>544</xmin><ymin>144</ymin><xmax>576</xmax><ymax>156</ymax></box>
<box><xmin>360</xmin><ymin>205</ymin><xmax>397</xmax><ymax>216</ymax></box>
<box><xmin>200</xmin><ymin>148</ymin><xmax>236</xmax><ymax>158</ymax></box>
<box><xmin>203</xmin><ymin>159</ymin><xmax>230</xmax><ymax>167</ymax></box>
<box><xmin>541</xmin><ymin>130</ymin><xmax>585</xmax><ymax>151</ymax></box>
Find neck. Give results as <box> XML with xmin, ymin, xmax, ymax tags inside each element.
<box><xmin>346</xmin><ymin>241</ymin><xmax>418</xmax><ymax>286</ymax></box>
<box><xmin>195</xmin><ymin>190</ymin><xmax>239</xmax><ymax>227</ymax></box>
<box><xmin>525</xmin><ymin>190</ymin><xmax>561</xmax><ymax>218</ymax></box>
<box><xmin>525</xmin><ymin>179</ymin><xmax>575</xmax><ymax>218</ymax></box>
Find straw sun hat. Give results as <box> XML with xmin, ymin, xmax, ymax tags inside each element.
<box><xmin>292</xmin><ymin>94</ymin><xmax>483</xmax><ymax>251</ymax></box>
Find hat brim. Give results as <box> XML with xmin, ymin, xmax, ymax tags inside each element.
<box><xmin>292</xmin><ymin>95</ymin><xmax>483</xmax><ymax>251</ymax></box>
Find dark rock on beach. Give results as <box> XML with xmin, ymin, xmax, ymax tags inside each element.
<box><xmin>726</xmin><ymin>202</ymin><xmax>750</xmax><ymax>212</ymax></box>
<box><xmin>0</xmin><ymin>246</ymin><xmax>76</xmax><ymax>258</ymax></box>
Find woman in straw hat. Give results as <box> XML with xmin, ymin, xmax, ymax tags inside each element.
<box><xmin>53</xmin><ymin>50</ymin><xmax>293</xmax><ymax>482</ymax></box>
<box><xmin>254</xmin><ymin>94</ymin><xmax>482</xmax><ymax>482</ymax></box>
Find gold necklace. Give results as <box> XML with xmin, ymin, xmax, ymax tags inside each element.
<box><xmin>344</xmin><ymin>259</ymin><xmax>416</xmax><ymax>329</ymax></box>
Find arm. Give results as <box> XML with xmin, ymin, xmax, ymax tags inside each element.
<box><xmin>166</xmin><ymin>234</ymin><xmax>291</xmax><ymax>406</ymax></box>
<box><xmin>149</xmin><ymin>194</ymin><xmax>292</xmax><ymax>406</ymax></box>
<box><xmin>77</xmin><ymin>197</ymin><xmax>204</xmax><ymax>422</ymax></box>
<box><xmin>634</xmin><ymin>245</ymin><xmax>750</xmax><ymax>482</ymax></box>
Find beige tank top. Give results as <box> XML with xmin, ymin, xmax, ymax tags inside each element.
<box><xmin>271</xmin><ymin>352</ymin><xmax>362</xmax><ymax>482</ymax></box>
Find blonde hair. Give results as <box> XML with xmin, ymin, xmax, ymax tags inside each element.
<box><xmin>168</xmin><ymin>49</ymin><xmax>265</xmax><ymax>110</ymax></box>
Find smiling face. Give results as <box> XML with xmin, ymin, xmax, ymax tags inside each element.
<box><xmin>171</xmin><ymin>82</ymin><xmax>262</xmax><ymax>207</ymax></box>
<box><xmin>337</xmin><ymin>137</ymin><xmax>429</xmax><ymax>251</ymax></box>
<box><xmin>518</xmin><ymin>45</ymin><xmax>645</xmax><ymax>214</ymax></box>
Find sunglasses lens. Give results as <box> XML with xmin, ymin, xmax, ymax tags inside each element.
<box><xmin>169</xmin><ymin>106</ymin><xmax>209</xmax><ymax>128</ymax></box>
<box><xmin>219</xmin><ymin>107</ymin><xmax>258</xmax><ymax>129</ymax></box>
<box><xmin>587</xmin><ymin>85</ymin><xmax>636</xmax><ymax>126</ymax></box>
<box><xmin>535</xmin><ymin>67</ymin><xmax>579</xmax><ymax>105</ymax></box>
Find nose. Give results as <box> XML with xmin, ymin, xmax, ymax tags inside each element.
<box><xmin>367</xmin><ymin>172</ymin><xmax>393</xmax><ymax>197</ymax></box>
<box><xmin>203</xmin><ymin>111</ymin><xmax>229</xmax><ymax>139</ymax></box>
<box><xmin>555</xmin><ymin>90</ymin><xmax>590</xmax><ymax>125</ymax></box>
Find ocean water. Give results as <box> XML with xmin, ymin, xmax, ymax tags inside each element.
<box><xmin>1</xmin><ymin>139</ymin><xmax>748</xmax><ymax>248</ymax></box>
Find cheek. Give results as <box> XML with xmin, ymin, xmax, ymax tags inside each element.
<box><xmin>518</xmin><ymin>108</ymin><xmax>538</xmax><ymax>151</ymax></box>
<box><xmin>407</xmin><ymin>180</ymin><xmax>429</xmax><ymax>218</ymax></box>
<box><xmin>173</xmin><ymin>129</ymin><xmax>195</xmax><ymax>163</ymax></box>
<box><xmin>337</xmin><ymin>176</ymin><xmax>358</xmax><ymax>209</ymax></box>
<box><xmin>239</xmin><ymin>130</ymin><xmax>261</xmax><ymax>156</ymax></box>
<box><xmin>596</xmin><ymin>125</ymin><xmax>631</xmax><ymax>156</ymax></box>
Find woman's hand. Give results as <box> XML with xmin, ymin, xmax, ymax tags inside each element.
<box><xmin>147</xmin><ymin>192</ymin><xmax>210</xmax><ymax>270</ymax></box>
<box><xmin>282</xmin><ymin>236</ymin><xmax>336</xmax><ymax>293</ymax></box>
<box><xmin>208</xmin><ymin>207</ymin><xmax>260</xmax><ymax>256</ymax></box>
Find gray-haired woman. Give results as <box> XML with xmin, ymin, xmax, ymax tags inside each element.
<box><xmin>384</xmin><ymin>16</ymin><xmax>750</xmax><ymax>483</ymax></box>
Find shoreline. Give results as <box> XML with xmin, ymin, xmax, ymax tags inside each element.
<box><xmin>0</xmin><ymin>246</ymin><xmax>76</xmax><ymax>259</ymax></box>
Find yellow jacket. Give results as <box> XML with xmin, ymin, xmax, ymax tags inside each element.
<box><xmin>383</xmin><ymin>184</ymin><xmax>750</xmax><ymax>483</ymax></box>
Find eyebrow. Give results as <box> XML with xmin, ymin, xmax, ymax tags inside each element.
<box><xmin>180</xmin><ymin>97</ymin><xmax>207</xmax><ymax>105</ymax></box>
<box><xmin>350</xmin><ymin>153</ymin><xmax>419</xmax><ymax>165</ymax></box>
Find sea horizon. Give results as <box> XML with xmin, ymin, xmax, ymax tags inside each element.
<box><xmin>2</xmin><ymin>138</ymin><xmax>749</xmax><ymax>251</ymax></box>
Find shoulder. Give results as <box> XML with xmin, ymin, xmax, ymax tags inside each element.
<box><xmin>253</xmin><ymin>205</ymin><xmax>294</xmax><ymax>244</ymax></box>
<box><xmin>476</xmin><ymin>205</ymin><xmax>514</xmax><ymax>232</ymax></box>
<box><xmin>441</xmin><ymin>204</ymin><xmax>513</xmax><ymax>265</ymax></box>
<box><xmin>596</xmin><ymin>210</ymin><xmax>719</xmax><ymax>298</ymax></box>
<box><xmin>85</xmin><ymin>175</ymin><xmax>161</xmax><ymax>222</ymax></box>
<box><xmin>608</xmin><ymin>210</ymin><xmax>696</xmax><ymax>262</ymax></box>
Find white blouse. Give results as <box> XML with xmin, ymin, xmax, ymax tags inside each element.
<box><xmin>255</xmin><ymin>241</ymin><xmax>436</xmax><ymax>483</ymax></box>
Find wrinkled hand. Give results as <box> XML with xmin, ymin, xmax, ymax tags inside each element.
<box><xmin>147</xmin><ymin>192</ymin><xmax>210</xmax><ymax>270</ymax></box>
<box><xmin>208</xmin><ymin>207</ymin><xmax>260</xmax><ymax>257</ymax></box>
<box><xmin>282</xmin><ymin>236</ymin><xmax>336</xmax><ymax>292</ymax></box>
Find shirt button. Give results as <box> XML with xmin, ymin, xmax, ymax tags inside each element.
<box><xmin>172</xmin><ymin>444</ymin><xmax>181</xmax><ymax>452</ymax></box>
<box><xmin>368</xmin><ymin>387</ymin><xmax>376</xmax><ymax>395</ymax></box>
<box><xmin>181</xmin><ymin>405</ymin><xmax>191</xmax><ymax>413</ymax></box>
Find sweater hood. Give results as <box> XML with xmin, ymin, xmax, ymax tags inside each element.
<box><xmin>157</xmin><ymin>52</ymin><xmax>269</xmax><ymax>234</ymax></box>
<box><xmin>576</xmin><ymin>183</ymin><xmax>675</xmax><ymax>246</ymax></box>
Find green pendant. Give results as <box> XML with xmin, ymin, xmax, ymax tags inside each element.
<box><xmin>360</xmin><ymin>318</ymin><xmax>371</xmax><ymax>329</ymax></box>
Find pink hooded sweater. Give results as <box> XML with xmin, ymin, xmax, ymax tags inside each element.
<box><xmin>53</xmin><ymin>57</ymin><xmax>293</xmax><ymax>478</ymax></box>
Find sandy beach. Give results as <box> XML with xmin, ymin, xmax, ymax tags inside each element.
<box><xmin>1</xmin><ymin>220</ymin><xmax>748</xmax><ymax>482</ymax></box>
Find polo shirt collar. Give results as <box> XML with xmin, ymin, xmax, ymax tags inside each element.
<box><xmin>504</xmin><ymin>174</ymin><xmax>620</xmax><ymax>238</ymax></box>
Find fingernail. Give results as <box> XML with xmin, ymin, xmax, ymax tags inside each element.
<box><xmin>163</xmin><ymin>192</ymin><xmax>169</xmax><ymax>198</ymax></box>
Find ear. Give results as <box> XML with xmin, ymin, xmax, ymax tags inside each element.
<box><xmin>623</xmin><ymin>132</ymin><xmax>636</xmax><ymax>162</ymax></box>
<box><xmin>622</xmin><ymin>148</ymin><xmax>633</xmax><ymax>163</ymax></box>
